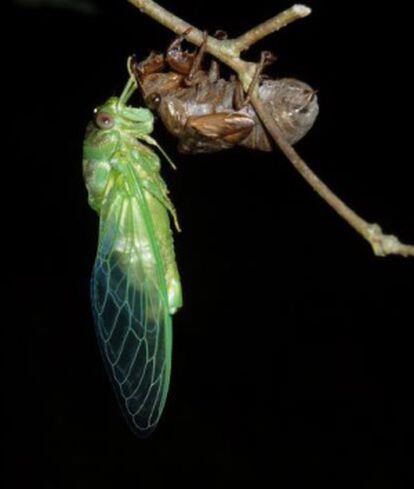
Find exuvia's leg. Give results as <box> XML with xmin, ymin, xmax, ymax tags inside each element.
<box><xmin>166</xmin><ymin>27</ymin><xmax>197</xmax><ymax>75</ymax></box>
<box><xmin>206</xmin><ymin>31</ymin><xmax>228</xmax><ymax>83</ymax></box>
<box><xmin>131</xmin><ymin>52</ymin><xmax>165</xmax><ymax>79</ymax></box>
<box><xmin>185</xmin><ymin>31</ymin><xmax>209</xmax><ymax>85</ymax></box>
<box><xmin>234</xmin><ymin>51</ymin><xmax>276</xmax><ymax>109</ymax></box>
<box><xmin>208</xmin><ymin>60</ymin><xmax>220</xmax><ymax>83</ymax></box>
<box><xmin>166</xmin><ymin>30</ymin><xmax>222</xmax><ymax>86</ymax></box>
<box><xmin>177</xmin><ymin>112</ymin><xmax>255</xmax><ymax>153</ymax></box>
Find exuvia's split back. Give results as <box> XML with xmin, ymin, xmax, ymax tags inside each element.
<box><xmin>82</xmin><ymin>81</ymin><xmax>182</xmax><ymax>437</ymax></box>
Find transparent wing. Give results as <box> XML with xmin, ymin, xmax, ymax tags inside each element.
<box><xmin>91</xmin><ymin>181</ymin><xmax>172</xmax><ymax>437</ymax></box>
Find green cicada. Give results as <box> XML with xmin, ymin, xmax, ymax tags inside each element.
<box><xmin>82</xmin><ymin>75</ymin><xmax>182</xmax><ymax>436</ymax></box>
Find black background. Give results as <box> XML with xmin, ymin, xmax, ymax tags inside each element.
<box><xmin>10</xmin><ymin>1</ymin><xmax>414</xmax><ymax>487</ymax></box>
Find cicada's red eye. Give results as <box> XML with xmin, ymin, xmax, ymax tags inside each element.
<box><xmin>95</xmin><ymin>111</ymin><xmax>115</xmax><ymax>130</ymax></box>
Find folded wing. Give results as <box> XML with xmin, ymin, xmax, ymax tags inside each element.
<box><xmin>91</xmin><ymin>178</ymin><xmax>172</xmax><ymax>437</ymax></box>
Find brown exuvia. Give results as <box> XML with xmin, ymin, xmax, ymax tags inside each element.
<box><xmin>132</xmin><ymin>32</ymin><xmax>319</xmax><ymax>154</ymax></box>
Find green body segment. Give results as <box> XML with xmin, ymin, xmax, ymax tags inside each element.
<box><xmin>83</xmin><ymin>96</ymin><xmax>182</xmax><ymax>436</ymax></box>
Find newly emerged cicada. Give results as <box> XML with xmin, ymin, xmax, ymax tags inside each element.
<box><xmin>83</xmin><ymin>77</ymin><xmax>182</xmax><ymax>436</ymax></box>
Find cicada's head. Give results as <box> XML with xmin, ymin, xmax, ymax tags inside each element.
<box><xmin>95</xmin><ymin>96</ymin><xmax>154</xmax><ymax>135</ymax></box>
<box><xmin>84</xmin><ymin>97</ymin><xmax>154</xmax><ymax>158</ymax></box>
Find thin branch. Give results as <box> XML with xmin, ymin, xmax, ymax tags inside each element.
<box><xmin>127</xmin><ymin>0</ymin><xmax>310</xmax><ymax>87</ymax></box>
<box><xmin>251</xmin><ymin>94</ymin><xmax>414</xmax><ymax>257</ymax></box>
<box><xmin>232</xmin><ymin>4</ymin><xmax>311</xmax><ymax>54</ymax></box>
<box><xmin>128</xmin><ymin>0</ymin><xmax>414</xmax><ymax>258</ymax></box>
<box><xmin>128</xmin><ymin>0</ymin><xmax>203</xmax><ymax>44</ymax></box>
<box><xmin>128</xmin><ymin>0</ymin><xmax>256</xmax><ymax>86</ymax></box>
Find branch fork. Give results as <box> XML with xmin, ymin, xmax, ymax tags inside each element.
<box><xmin>128</xmin><ymin>0</ymin><xmax>414</xmax><ymax>258</ymax></box>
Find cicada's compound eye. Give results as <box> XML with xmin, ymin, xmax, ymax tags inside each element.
<box><xmin>94</xmin><ymin>111</ymin><xmax>115</xmax><ymax>130</ymax></box>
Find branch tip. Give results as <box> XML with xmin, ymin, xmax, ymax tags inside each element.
<box><xmin>367</xmin><ymin>224</ymin><xmax>414</xmax><ymax>258</ymax></box>
<box><xmin>292</xmin><ymin>4</ymin><xmax>312</xmax><ymax>16</ymax></box>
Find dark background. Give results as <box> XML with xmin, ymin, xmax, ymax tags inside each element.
<box><xmin>10</xmin><ymin>1</ymin><xmax>414</xmax><ymax>487</ymax></box>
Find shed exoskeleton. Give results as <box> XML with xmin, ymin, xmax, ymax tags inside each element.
<box><xmin>132</xmin><ymin>31</ymin><xmax>319</xmax><ymax>154</ymax></box>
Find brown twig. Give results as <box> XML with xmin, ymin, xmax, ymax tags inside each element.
<box><xmin>251</xmin><ymin>95</ymin><xmax>414</xmax><ymax>257</ymax></box>
<box><xmin>128</xmin><ymin>0</ymin><xmax>414</xmax><ymax>258</ymax></box>
<box><xmin>232</xmin><ymin>4</ymin><xmax>311</xmax><ymax>54</ymax></box>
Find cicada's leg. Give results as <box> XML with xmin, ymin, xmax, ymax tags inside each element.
<box><xmin>234</xmin><ymin>51</ymin><xmax>277</xmax><ymax>109</ymax></box>
<box><xmin>177</xmin><ymin>112</ymin><xmax>255</xmax><ymax>153</ymax></box>
<box><xmin>163</xmin><ymin>245</ymin><xmax>183</xmax><ymax>315</ymax></box>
